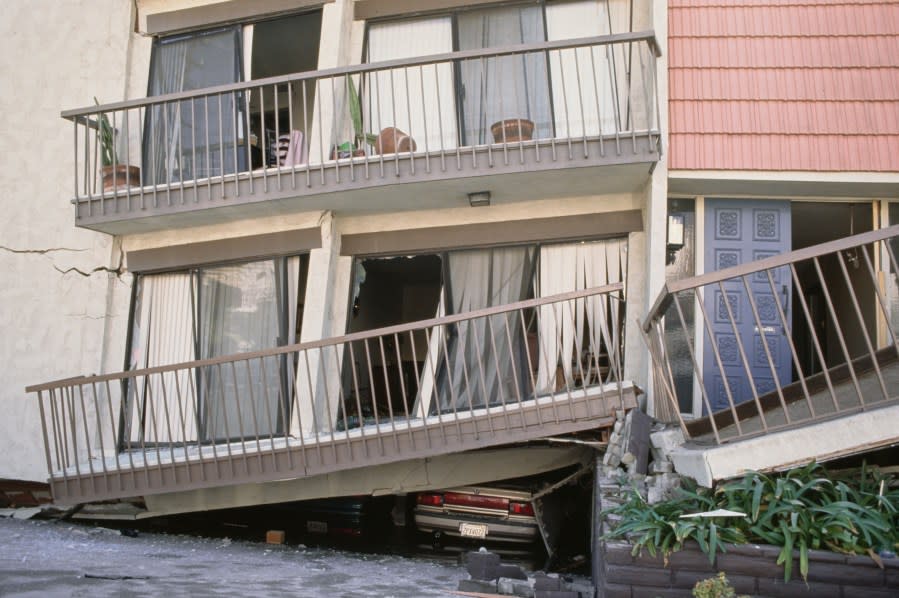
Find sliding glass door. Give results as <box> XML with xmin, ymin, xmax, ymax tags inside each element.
<box><xmin>456</xmin><ymin>4</ymin><xmax>552</xmax><ymax>144</ymax></box>
<box><xmin>144</xmin><ymin>27</ymin><xmax>245</xmax><ymax>185</ymax></box>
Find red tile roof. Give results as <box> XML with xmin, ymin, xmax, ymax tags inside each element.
<box><xmin>668</xmin><ymin>0</ymin><xmax>899</xmax><ymax>172</ymax></box>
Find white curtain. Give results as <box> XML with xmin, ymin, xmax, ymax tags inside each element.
<box><xmin>456</xmin><ymin>4</ymin><xmax>551</xmax><ymax>144</ymax></box>
<box><xmin>365</xmin><ymin>17</ymin><xmax>457</xmax><ymax>153</ymax></box>
<box><xmin>546</xmin><ymin>0</ymin><xmax>619</xmax><ymax>136</ymax></box>
<box><xmin>535</xmin><ymin>238</ymin><xmax>627</xmax><ymax>393</ymax></box>
<box><xmin>436</xmin><ymin>246</ymin><xmax>535</xmax><ymax>412</ymax></box>
<box><xmin>127</xmin><ymin>273</ymin><xmax>198</xmax><ymax>444</ymax></box>
<box><xmin>197</xmin><ymin>260</ymin><xmax>286</xmax><ymax>441</ymax></box>
<box><xmin>145</xmin><ymin>27</ymin><xmax>244</xmax><ymax>184</ymax></box>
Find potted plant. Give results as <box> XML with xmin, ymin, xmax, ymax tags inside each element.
<box><xmin>96</xmin><ymin>98</ymin><xmax>140</xmax><ymax>190</ymax></box>
<box><xmin>490</xmin><ymin>118</ymin><xmax>535</xmax><ymax>143</ymax></box>
<box><xmin>330</xmin><ymin>76</ymin><xmax>378</xmax><ymax>159</ymax></box>
<box><xmin>330</xmin><ymin>76</ymin><xmax>417</xmax><ymax>158</ymax></box>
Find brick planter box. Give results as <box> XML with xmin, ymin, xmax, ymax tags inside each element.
<box><xmin>597</xmin><ymin>540</ymin><xmax>899</xmax><ymax>598</ymax></box>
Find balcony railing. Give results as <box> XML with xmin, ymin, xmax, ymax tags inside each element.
<box><xmin>643</xmin><ymin>226</ymin><xmax>899</xmax><ymax>446</ymax></box>
<box><xmin>27</xmin><ymin>284</ymin><xmax>636</xmax><ymax>504</ymax></box>
<box><xmin>63</xmin><ymin>32</ymin><xmax>661</xmax><ymax>231</ymax></box>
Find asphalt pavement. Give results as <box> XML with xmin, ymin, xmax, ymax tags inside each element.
<box><xmin>0</xmin><ymin>516</ymin><xmax>466</xmax><ymax>597</ymax></box>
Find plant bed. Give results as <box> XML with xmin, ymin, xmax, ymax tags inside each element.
<box><xmin>598</xmin><ymin>539</ymin><xmax>899</xmax><ymax>598</ymax></box>
<box><xmin>597</xmin><ymin>463</ymin><xmax>899</xmax><ymax>597</ymax></box>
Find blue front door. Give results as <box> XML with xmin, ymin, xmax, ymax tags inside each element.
<box><xmin>703</xmin><ymin>200</ymin><xmax>792</xmax><ymax>413</ymax></box>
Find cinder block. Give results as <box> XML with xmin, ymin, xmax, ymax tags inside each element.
<box><xmin>535</xmin><ymin>591</ymin><xmax>578</xmax><ymax>598</ymax></box>
<box><xmin>498</xmin><ymin>577</ymin><xmax>536</xmax><ymax>598</ymax></box>
<box><xmin>466</xmin><ymin>550</ymin><xmax>501</xmax><ymax>580</ymax></box>
<box><xmin>605</xmin><ymin>564</ymin><xmax>672</xmax><ymax>586</ymax></box>
<box><xmin>597</xmin><ymin>582</ymin><xmax>631</xmax><ymax>598</ymax></box>
<box><xmin>458</xmin><ymin>578</ymin><xmax>498</xmax><ymax>593</ymax></box>
<box><xmin>533</xmin><ymin>573</ymin><xmax>562</xmax><ymax>591</ymax></box>
<box><xmin>841</xmin><ymin>585</ymin><xmax>898</xmax><ymax>598</ymax></box>
<box><xmin>804</xmin><ymin>562</ymin><xmax>886</xmax><ymax>586</ymax></box>
<box><xmin>495</xmin><ymin>564</ymin><xmax>528</xmax><ymax>580</ymax></box>
<box><xmin>265</xmin><ymin>530</ymin><xmax>285</xmax><ymax>544</ymax></box>
<box><xmin>756</xmin><ymin>577</ymin><xmax>841</xmax><ymax>598</ymax></box>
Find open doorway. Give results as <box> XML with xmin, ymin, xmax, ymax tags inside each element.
<box><xmin>342</xmin><ymin>255</ymin><xmax>443</xmax><ymax>428</ymax></box>
<box><xmin>248</xmin><ymin>10</ymin><xmax>322</xmax><ymax>168</ymax></box>
<box><xmin>791</xmin><ymin>202</ymin><xmax>875</xmax><ymax>375</ymax></box>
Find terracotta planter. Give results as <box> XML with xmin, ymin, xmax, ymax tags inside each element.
<box><xmin>375</xmin><ymin>127</ymin><xmax>417</xmax><ymax>154</ymax></box>
<box><xmin>101</xmin><ymin>165</ymin><xmax>141</xmax><ymax>190</ymax></box>
<box><xmin>490</xmin><ymin>118</ymin><xmax>535</xmax><ymax>143</ymax></box>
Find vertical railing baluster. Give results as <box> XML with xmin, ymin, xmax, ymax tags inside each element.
<box><xmin>392</xmin><ymin>332</ymin><xmax>414</xmax><ymax>449</ymax></box>
<box><xmin>765</xmin><ymin>268</ymin><xmax>815</xmax><ymax>421</ymax></box>
<box><xmin>862</xmin><ymin>241</ymin><xmax>899</xmax><ymax>351</ymax></box>
<box><xmin>362</xmin><ymin>339</ymin><xmax>385</xmax><ymax>456</ymax></box>
<box><xmin>329</xmin><ymin>342</ymin><xmax>354</xmax><ymax>461</ymax></box>
<box><xmin>790</xmin><ymin>263</ymin><xmax>839</xmax><ymax>412</ymax></box>
<box><xmin>242</xmin><ymin>358</ymin><xmax>264</xmax><ymax>472</ymax></box>
<box><xmin>346</xmin><ymin>342</ymin><xmax>368</xmax><ymax>458</ymax></box>
<box><xmin>740</xmin><ymin>276</ymin><xmax>793</xmax><ymax>426</ymax></box>
<box><xmin>257</xmin><ymin>357</ymin><xmax>278</xmax><ymax>472</ymax></box>
<box><xmin>813</xmin><ymin>256</ymin><xmax>866</xmax><ymax>408</ymax></box>
<box><xmin>837</xmin><ymin>250</ymin><xmax>888</xmax><ymax>402</ymax></box>
<box><xmin>377</xmin><ymin>336</ymin><xmax>400</xmax><ymax>453</ymax></box>
<box><xmin>408</xmin><ymin>328</ymin><xmax>434</xmax><ymax>449</ymax></box>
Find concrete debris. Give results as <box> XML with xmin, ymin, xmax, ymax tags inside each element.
<box><xmin>265</xmin><ymin>530</ymin><xmax>286</xmax><ymax>544</ymax></box>
<box><xmin>598</xmin><ymin>410</ymin><xmax>688</xmax><ymax>518</ymax></box>
<box><xmin>0</xmin><ymin>507</ymin><xmax>44</xmax><ymax>520</ymax></box>
<box><xmin>460</xmin><ymin>551</ymin><xmax>593</xmax><ymax>598</ymax></box>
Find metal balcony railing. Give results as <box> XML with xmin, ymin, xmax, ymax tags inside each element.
<box><xmin>643</xmin><ymin>226</ymin><xmax>899</xmax><ymax>446</ymax></box>
<box><xmin>27</xmin><ymin>284</ymin><xmax>636</xmax><ymax>504</ymax></box>
<box><xmin>63</xmin><ymin>32</ymin><xmax>661</xmax><ymax>229</ymax></box>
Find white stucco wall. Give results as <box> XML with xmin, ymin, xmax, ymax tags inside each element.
<box><xmin>0</xmin><ymin>0</ymin><xmax>135</xmax><ymax>481</ymax></box>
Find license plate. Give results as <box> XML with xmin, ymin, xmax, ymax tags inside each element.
<box><xmin>306</xmin><ymin>520</ymin><xmax>328</xmax><ymax>534</ymax></box>
<box><xmin>459</xmin><ymin>522</ymin><xmax>488</xmax><ymax>539</ymax></box>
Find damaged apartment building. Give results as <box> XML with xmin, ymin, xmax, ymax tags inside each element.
<box><xmin>2</xmin><ymin>0</ymin><xmax>899</xmax><ymax>555</ymax></box>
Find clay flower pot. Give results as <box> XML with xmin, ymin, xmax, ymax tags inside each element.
<box><xmin>375</xmin><ymin>127</ymin><xmax>417</xmax><ymax>154</ymax></box>
<box><xmin>101</xmin><ymin>165</ymin><xmax>141</xmax><ymax>190</ymax></box>
<box><xmin>490</xmin><ymin>118</ymin><xmax>535</xmax><ymax>143</ymax></box>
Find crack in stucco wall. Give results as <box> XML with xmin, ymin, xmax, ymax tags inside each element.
<box><xmin>0</xmin><ymin>246</ymin><xmax>89</xmax><ymax>255</ymax></box>
<box><xmin>2</xmin><ymin>245</ymin><xmax>128</xmax><ymax>282</ymax></box>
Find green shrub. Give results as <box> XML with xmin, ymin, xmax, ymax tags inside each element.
<box><xmin>692</xmin><ymin>572</ymin><xmax>747</xmax><ymax>598</ymax></box>
<box><xmin>602</xmin><ymin>462</ymin><xmax>899</xmax><ymax>582</ymax></box>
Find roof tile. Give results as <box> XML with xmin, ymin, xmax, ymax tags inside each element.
<box><xmin>669</xmin><ymin>0</ymin><xmax>899</xmax><ymax>172</ymax></box>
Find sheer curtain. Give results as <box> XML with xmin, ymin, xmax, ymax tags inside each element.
<box><xmin>535</xmin><ymin>238</ymin><xmax>627</xmax><ymax>393</ymax></box>
<box><xmin>457</xmin><ymin>4</ymin><xmax>551</xmax><ymax>144</ymax></box>
<box><xmin>197</xmin><ymin>259</ymin><xmax>289</xmax><ymax>441</ymax></box>
<box><xmin>435</xmin><ymin>246</ymin><xmax>535</xmax><ymax>412</ymax></box>
<box><xmin>144</xmin><ymin>27</ymin><xmax>244</xmax><ymax>185</ymax></box>
<box><xmin>545</xmin><ymin>0</ymin><xmax>618</xmax><ymax>136</ymax></box>
<box><xmin>365</xmin><ymin>17</ymin><xmax>457</xmax><ymax>153</ymax></box>
<box><xmin>127</xmin><ymin>273</ymin><xmax>198</xmax><ymax>444</ymax></box>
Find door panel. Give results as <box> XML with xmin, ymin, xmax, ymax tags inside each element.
<box><xmin>703</xmin><ymin>200</ymin><xmax>792</xmax><ymax>413</ymax></box>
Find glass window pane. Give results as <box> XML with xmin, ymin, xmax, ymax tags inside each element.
<box><xmin>144</xmin><ymin>28</ymin><xmax>245</xmax><ymax>184</ymax></box>
<box><xmin>457</xmin><ymin>5</ymin><xmax>551</xmax><ymax>144</ymax></box>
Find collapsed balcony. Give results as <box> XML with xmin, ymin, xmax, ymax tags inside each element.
<box><xmin>28</xmin><ymin>284</ymin><xmax>636</xmax><ymax>505</ymax></box>
<box><xmin>64</xmin><ymin>32</ymin><xmax>661</xmax><ymax>234</ymax></box>
<box><xmin>643</xmin><ymin>226</ymin><xmax>899</xmax><ymax>485</ymax></box>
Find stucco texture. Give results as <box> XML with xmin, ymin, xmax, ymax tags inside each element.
<box><xmin>0</xmin><ymin>0</ymin><xmax>134</xmax><ymax>481</ymax></box>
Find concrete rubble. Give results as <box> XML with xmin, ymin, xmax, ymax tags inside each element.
<box><xmin>597</xmin><ymin>410</ymin><xmax>688</xmax><ymax>521</ymax></box>
<box><xmin>459</xmin><ymin>549</ymin><xmax>594</xmax><ymax>598</ymax></box>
